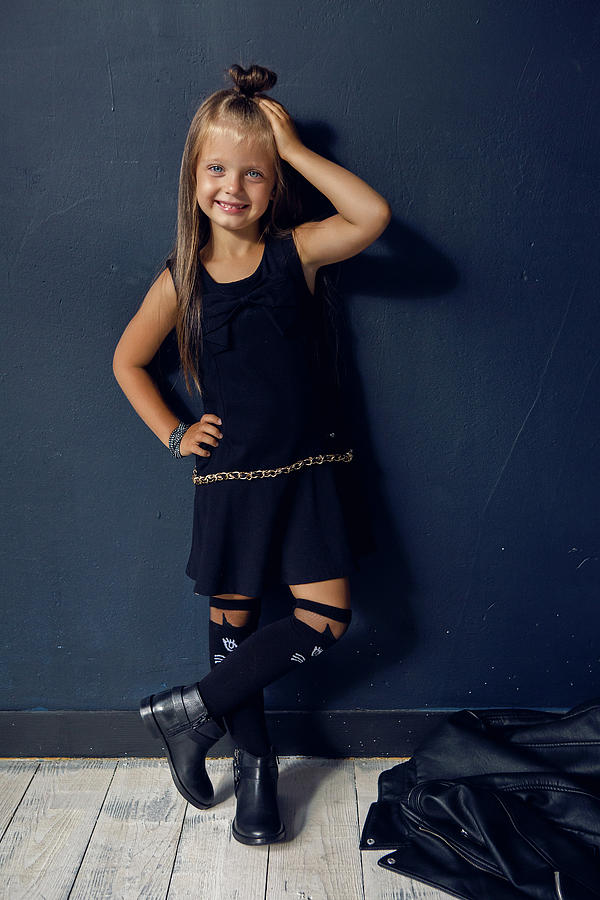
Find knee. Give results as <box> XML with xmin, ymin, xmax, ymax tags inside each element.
<box><xmin>210</xmin><ymin>608</ymin><xmax>256</xmax><ymax>628</ymax></box>
<box><xmin>210</xmin><ymin>594</ymin><xmax>261</xmax><ymax>628</ymax></box>
<box><xmin>292</xmin><ymin>597</ymin><xmax>352</xmax><ymax>642</ymax></box>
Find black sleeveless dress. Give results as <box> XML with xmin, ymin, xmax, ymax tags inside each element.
<box><xmin>167</xmin><ymin>231</ymin><xmax>376</xmax><ymax>597</ymax></box>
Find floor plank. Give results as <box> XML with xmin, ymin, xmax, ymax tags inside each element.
<box><xmin>355</xmin><ymin>759</ymin><xmax>455</xmax><ymax>899</ymax></box>
<box><xmin>0</xmin><ymin>759</ymin><xmax>115</xmax><ymax>900</ymax></box>
<box><xmin>69</xmin><ymin>758</ymin><xmax>185</xmax><ymax>899</ymax></box>
<box><xmin>167</xmin><ymin>757</ymin><xmax>269</xmax><ymax>899</ymax></box>
<box><xmin>0</xmin><ymin>760</ymin><xmax>40</xmax><ymax>837</ymax></box>
<box><xmin>267</xmin><ymin>757</ymin><xmax>364</xmax><ymax>899</ymax></box>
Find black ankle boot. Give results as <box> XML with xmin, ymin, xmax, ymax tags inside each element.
<box><xmin>231</xmin><ymin>745</ymin><xmax>286</xmax><ymax>845</ymax></box>
<box><xmin>140</xmin><ymin>683</ymin><xmax>226</xmax><ymax>809</ymax></box>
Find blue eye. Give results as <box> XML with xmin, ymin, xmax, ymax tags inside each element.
<box><xmin>207</xmin><ymin>165</ymin><xmax>262</xmax><ymax>178</ymax></box>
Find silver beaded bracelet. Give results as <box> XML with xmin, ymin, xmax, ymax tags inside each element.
<box><xmin>168</xmin><ymin>421</ymin><xmax>191</xmax><ymax>458</ymax></box>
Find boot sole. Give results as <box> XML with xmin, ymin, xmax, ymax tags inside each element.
<box><xmin>139</xmin><ymin>694</ymin><xmax>215</xmax><ymax>811</ymax></box>
<box><xmin>231</xmin><ymin>820</ymin><xmax>286</xmax><ymax>845</ymax></box>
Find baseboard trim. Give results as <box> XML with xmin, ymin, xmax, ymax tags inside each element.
<box><xmin>0</xmin><ymin>710</ymin><xmax>451</xmax><ymax>757</ymax></box>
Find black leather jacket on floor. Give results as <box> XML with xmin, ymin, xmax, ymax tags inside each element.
<box><xmin>359</xmin><ymin>698</ymin><xmax>600</xmax><ymax>899</ymax></box>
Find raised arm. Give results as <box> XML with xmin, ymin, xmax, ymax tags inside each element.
<box><xmin>257</xmin><ymin>97</ymin><xmax>392</xmax><ymax>272</ymax></box>
<box><xmin>285</xmin><ymin>143</ymin><xmax>391</xmax><ymax>270</ymax></box>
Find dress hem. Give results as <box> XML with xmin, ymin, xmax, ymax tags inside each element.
<box><xmin>188</xmin><ymin>559</ymin><xmax>364</xmax><ymax>599</ymax></box>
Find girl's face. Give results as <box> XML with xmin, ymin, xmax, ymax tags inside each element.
<box><xmin>195</xmin><ymin>131</ymin><xmax>276</xmax><ymax>233</ymax></box>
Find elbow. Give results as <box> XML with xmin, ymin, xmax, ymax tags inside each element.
<box><xmin>112</xmin><ymin>344</ymin><xmax>127</xmax><ymax>385</ymax></box>
<box><xmin>112</xmin><ymin>348</ymin><xmax>146</xmax><ymax>387</ymax></box>
<box><xmin>112</xmin><ymin>357</ymin><xmax>122</xmax><ymax>388</ymax></box>
<box><xmin>377</xmin><ymin>201</ymin><xmax>392</xmax><ymax>227</ymax></box>
<box><xmin>367</xmin><ymin>202</ymin><xmax>392</xmax><ymax>241</ymax></box>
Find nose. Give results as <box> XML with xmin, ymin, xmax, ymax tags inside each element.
<box><xmin>225</xmin><ymin>171</ymin><xmax>243</xmax><ymax>194</ymax></box>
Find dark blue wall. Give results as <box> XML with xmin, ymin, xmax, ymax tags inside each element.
<box><xmin>3</xmin><ymin>1</ymin><xmax>599</xmax><ymax>713</ymax></box>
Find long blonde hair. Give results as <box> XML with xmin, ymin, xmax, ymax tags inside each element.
<box><xmin>158</xmin><ymin>63</ymin><xmax>343</xmax><ymax>400</ymax></box>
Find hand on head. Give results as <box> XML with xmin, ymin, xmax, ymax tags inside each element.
<box><xmin>255</xmin><ymin>97</ymin><xmax>303</xmax><ymax>162</ymax></box>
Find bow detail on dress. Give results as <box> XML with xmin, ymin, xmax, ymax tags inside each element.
<box><xmin>201</xmin><ymin>275</ymin><xmax>298</xmax><ymax>354</ymax></box>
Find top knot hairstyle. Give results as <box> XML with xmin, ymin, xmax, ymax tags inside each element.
<box><xmin>228</xmin><ymin>63</ymin><xmax>277</xmax><ymax>99</ymax></box>
<box><xmin>157</xmin><ymin>63</ymin><xmax>345</xmax><ymax>404</ymax></box>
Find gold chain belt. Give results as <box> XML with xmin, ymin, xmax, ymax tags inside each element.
<box><xmin>192</xmin><ymin>449</ymin><xmax>353</xmax><ymax>485</ymax></box>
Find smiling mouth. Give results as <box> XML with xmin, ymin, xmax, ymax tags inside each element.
<box><xmin>216</xmin><ymin>200</ymin><xmax>248</xmax><ymax>210</ymax></box>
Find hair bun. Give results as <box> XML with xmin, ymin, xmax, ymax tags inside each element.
<box><xmin>227</xmin><ymin>63</ymin><xmax>277</xmax><ymax>99</ymax></box>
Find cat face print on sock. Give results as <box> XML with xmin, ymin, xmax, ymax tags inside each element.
<box><xmin>289</xmin><ymin>619</ymin><xmax>337</xmax><ymax>662</ymax></box>
<box><xmin>209</xmin><ymin>612</ymin><xmax>258</xmax><ymax>665</ymax></box>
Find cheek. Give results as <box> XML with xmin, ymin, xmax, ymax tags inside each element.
<box><xmin>195</xmin><ymin>189</ymin><xmax>209</xmax><ymax>210</ymax></box>
<box><xmin>196</xmin><ymin>176</ymin><xmax>215</xmax><ymax>196</ymax></box>
<box><xmin>196</xmin><ymin>190</ymin><xmax>216</xmax><ymax>216</ymax></box>
<box><xmin>252</xmin><ymin>184</ymin><xmax>274</xmax><ymax>205</ymax></box>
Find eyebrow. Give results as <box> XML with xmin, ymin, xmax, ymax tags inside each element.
<box><xmin>202</xmin><ymin>158</ymin><xmax>265</xmax><ymax>167</ymax></box>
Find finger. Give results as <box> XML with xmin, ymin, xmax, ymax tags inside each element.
<box><xmin>265</xmin><ymin>103</ymin><xmax>285</xmax><ymax>117</ymax></box>
<box><xmin>202</xmin><ymin>424</ymin><xmax>224</xmax><ymax>439</ymax></box>
<box><xmin>258</xmin><ymin>97</ymin><xmax>283</xmax><ymax>114</ymax></box>
<box><xmin>183</xmin><ymin>439</ymin><xmax>210</xmax><ymax>457</ymax></box>
<box><xmin>197</xmin><ymin>434</ymin><xmax>219</xmax><ymax>447</ymax></box>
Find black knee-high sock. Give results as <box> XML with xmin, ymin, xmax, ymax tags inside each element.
<box><xmin>208</xmin><ymin>609</ymin><xmax>271</xmax><ymax>757</ymax></box>
<box><xmin>198</xmin><ymin>606</ymin><xmax>349</xmax><ymax>721</ymax></box>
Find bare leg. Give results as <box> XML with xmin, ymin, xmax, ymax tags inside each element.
<box><xmin>288</xmin><ymin>576</ymin><xmax>351</xmax><ymax>639</ymax></box>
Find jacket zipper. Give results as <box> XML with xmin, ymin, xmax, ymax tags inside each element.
<box><xmin>415</xmin><ymin>824</ymin><xmax>508</xmax><ymax>879</ymax></box>
<box><xmin>554</xmin><ymin>871</ymin><xmax>564</xmax><ymax>900</ymax></box>
<box><xmin>412</xmin><ymin>792</ymin><xmax>572</xmax><ymax>899</ymax></box>
<box><xmin>406</xmin><ymin>784</ymin><xmax>501</xmax><ymax>874</ymax></box>
<box><xmin>407</xmin><ymin>784</ymin><xmax>580</xmax><ymax>900</ymax></box>
<box><xmin>495</xmin><ymin>794</ymin><xmax>571</xmax><ymax>900</ymax></box>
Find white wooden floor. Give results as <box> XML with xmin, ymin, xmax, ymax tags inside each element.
<box><xmin>0</xmin><ymin>757</ymin><xmax>453</xmax><ymax>899</ymax></box>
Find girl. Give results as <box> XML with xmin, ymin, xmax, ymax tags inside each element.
<box><xmin>113</xmin><ymin>63</ymin><xmax>391</xmax><ymax>846</ymax></box>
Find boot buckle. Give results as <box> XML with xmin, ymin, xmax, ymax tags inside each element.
<box><xmin>233</xmin><ymin>747</ymin><xmax>242</xmax><ymax>790</ymax></box>
<box><xmin>190</xmin><ymin>711</ymin><xmax>210</xmax><ymax>732</ymax></box>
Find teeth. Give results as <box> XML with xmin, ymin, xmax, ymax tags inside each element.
<box><xmin>218</xmin><ymin>201</ymin><xmax>245</xmax><ymax>209</ymax></box>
